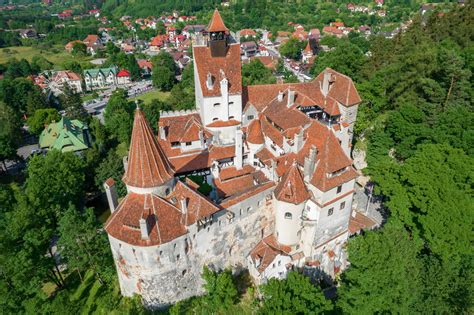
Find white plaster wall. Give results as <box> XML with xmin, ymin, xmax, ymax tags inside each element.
<box><xmin>126</xmin><ymin>178</ymin><xmax>175</xmax><ymax>197</ymax></box>
<box><xmin>180</xmin><ymin>140</ymin><xmax>202</xmax><ymax>152</ymax></box>
<box><xmin>242</xmin><ymin>105</ymin><xmax>258</xmax><ymax>126</ymax></box>
<box><xmin>200</xmin><ymin>94</ymin><xmax>243</xmax><ymax>126</ymax></box>
<box><xmin>261</xmin><ymin>255</ymin><xmax>292</xmax><ymax>281</ymax></box>
<box><xmin>274</xmin><ymin>198</ymin><xmax>304</xmax><ymax>246</ymax></box>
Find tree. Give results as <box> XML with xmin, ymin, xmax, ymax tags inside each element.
<box><xmin>0</xmin><ymin>102</ymin><xmax>21</xmax><ymax>171</ymax></box>
<box><xmin>142</xmin><ymin>99</ymin><xmax>170</xmax><ymax>133</ymax></box>
<box><xmin>241</xmin><ymin>59</ymin><xmax>276</xmax><ymax>86</ymax></box>
<box><xmin>58</xmin><ymin>206</ymin><xmax>114</xmax><ymax>284</ymax></box>
<box><xmin>27</xmin><ymin>108</ymin><xmax>60</xmax><ymax>135</ymax></box>
<box><xmin>152</xmin><ymin>66</ymin><xmax>175</xmax><ymax>91</ymax></box>
<box><xmin>95</xmin><ymin>150</ymin><xmax>127</xmax><ymax>197</ymax></box>
<box><xmin>152</xmin><ymin>51</ymin><xmax>176</xmax><ymax>91</ymax></box>
<box><xmin>72</xmin><ymin>42</ymin><xmax>87</xmax><ymax>56</ymax></box>
<box><xmin>26</xmin><ymin>89</ymin><xmax>48</xmax><ymax>116</ymax></box>
<box><xmin>279</xmin><ymin>37</ymin><xmax>305</xmax><ymax>60</ymax></box>
<box><xmin>126</xmin><ymin>54</ymin><xmax>141</xmax><ymax>81</ymax></box>
<box><xmin>198</xmin><ymin>266</ymin><xmax>238</xmax><ymax>312</ymax></box>
<box><xmin>259</xmin><ymin>271</ymin><xmax>332</xmax><ymax>314</ymax></box>
<box><xmin>337</xmin><ymin>223</ymin><xmax>424</xmax><ymax>314</ymax></box>
<box><xmin>167</xmin><ymin>62</ymin><xmax>194</xmax><ymax>110</ymax></box>
<box><xmin>104</xmin><ymin>89</ymin><xmax>134</xmax><ymax>145</ymax></box>
<box><xmin>62</xmin><ymin>85</ymin><xmax>88</xmax><ymax>121</ymax></box>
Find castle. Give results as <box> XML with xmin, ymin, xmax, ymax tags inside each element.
<box><xmin>104</xmin><ymin>10</ymin><xmax>361</xmax><ymax>308</ymax></box>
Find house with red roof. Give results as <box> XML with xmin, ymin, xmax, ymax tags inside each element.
<box><xmin>101</xmin><ymin>10</ymin><xmax>371</xmax><ymax>308</ymax></box>
<box><xmin>116</xmin><ymin>69</ymin><xmax>131</xmax><ymax>85</ymax></box>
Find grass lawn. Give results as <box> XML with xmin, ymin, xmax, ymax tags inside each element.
<box><xmin>81</xmin><ymin>94</ymin><xmax>96</xmax><ymax>103</ymax></box>
<box><xmin>131</xmin><ymin>89</ymin><xmax>170</xmax><ymax>104</ymax></box>
<box><xmin>0</xmin><ymin>45</ymin><xmax>93</xmax><ymax>68</ymax></box>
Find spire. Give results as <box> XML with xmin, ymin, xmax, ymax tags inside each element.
<box><xmin>274</xmin><ymin>163</ymin><xmax>310</xmax><ymax>205</ymax></box>
<box><xmin>123</xmin><ymin>109</ymin><xmax>175</xmax><ymax>188</ymax></box>
<box><xmin>207</xmin><ymin>9</ymin><xmax>228</xmax><ymax>32</ymax></box>
<box><xmin>303</xmin><ymin>41</ymin><xmax>312</xmax><ymax>54</ymax></box>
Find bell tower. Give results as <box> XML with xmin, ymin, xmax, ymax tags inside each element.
<box><xmin>207</xmin><ymin>9</ymin><xmax>229</xmax><ymax>57</ymax></box>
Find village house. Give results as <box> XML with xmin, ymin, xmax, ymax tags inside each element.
<box><xmin>241</xmin><ymin>41</ymin><xmax>258</xmax><ymax>58</ymax></box>
<box><xmin>116</xmin><ymin>69</ymin><xmax>131</xmax><ymax>85</ymax></box>
<box><xmin>83</xmin><ymin>66</ymin><xmax>118</xmax><ymax>91</ymax></box>
<box><xmin>49</xmin><ymin>70</ymin><xmax>82</xmax><ymax>95</ymax></box>
<box><xmin>137</xmin><ymin>59</ymin><xmax>153</xmax><ymax>76</ymax></box>
<box><xmin>83</xmin><ymin>34</ymin><xmax>103</xmax><ymax>55</ymax></box>
<box><xmin>39</xmin><ymin>117</ymin><xmax>91</xmax><ymax>153</ymax></box>
<box><xmin>103</xmin><ymin>10</ymin><xmax>375</xmax><ymax>309</ymax></box>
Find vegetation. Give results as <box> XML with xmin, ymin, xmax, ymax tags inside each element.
<box><xmin>152</xmin><ymin>51</ymin><xmax>177</xmax><ymax>92</ymax></box>
<box><xmin>242</xmin><ymin>59</ymin><xmax>276</xmax><ymax>86</ymax></box>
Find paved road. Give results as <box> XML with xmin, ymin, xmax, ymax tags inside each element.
<box><xmin>262</xmin><ymin>44</ymin><xmax>310</xmax><ymax>82</ymax></box>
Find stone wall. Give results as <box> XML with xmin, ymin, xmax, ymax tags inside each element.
<box><xmin>108</xmin><ymin>186</ymin><xmax>275</xmax><ymax>309</ymax></box>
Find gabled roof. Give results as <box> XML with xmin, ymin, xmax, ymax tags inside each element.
<box><xmin>207</xmin><ymin>9</ymin><xmax>228</xmax><ymax>32</ymax></box>
<box><xmin>39</xmin><ymin>117</ymin><xmax>89</xmax><ymax>153</ymax></box>
<box><xmin>274</xmin><ymin>163</ymin><xmax>310</xmax><ymax>204</ymax></box>
<box><xmin>123</xmin><ymin>109</ymin><xmax>175</xmax><ymax>188</ymax></box>
<box><xmin>249</xmin><ymin>235</ymin><xmax>291</xmax><ymax>273</ymax></box>
<box><xmin>117</xmin><ymin>69</ymin><xmax>130</xmax><ymax>77</ymax></box>
<box><xmin>246</xmin><ymin>118</ymin><xmax>264</xmax><ymax>144</ymax></box>
<box><xmin>314</xmin><ymin>68</ymin><xmax>361</xmax><ymax>106</ymax></box>
<box><xmin>193</xmin><ymin>44</ymin><xmax>242</xmax><ymax>97</ymax></box>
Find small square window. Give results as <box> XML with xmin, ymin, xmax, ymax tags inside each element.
<box><xmin>247</xmin><ymin>115</ymin><xmax>254</xmax><ymax>120</ymax></box>
<box><xmin>337</xmin><ymin>185</ymin><xmax>342</xmax><ymax>194</ymax></box>
<box><xmin>328</xmin><ymin>208</ymin><xmax>334</xmax><ymax>216</ymax></box>
<box><xmin>186</xmin><ymin>141</ymin><xmax>192</xmax><ymax>146</ymax></box>
<box><xmin>340</xmin><ymin>202</ymin><xmax>346</xmax><ymax>210</ymax></box>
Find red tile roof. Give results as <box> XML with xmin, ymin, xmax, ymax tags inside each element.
<box><xmin>207</xmin><ymin>9</ymin><xmax>228</xmax><ymax>32</ymax></box>
<box><xmin>349</xmin><ymin>211</ymin><xmax>377</xmax><ymax>234</ymax></box>
<box><xmin>117</xmin><ymin>69</ymin><xmax>130</xmax><ymax>77</ymax></box>
<box><xmin>105</xmin><ymin>192</ymin><xmax>187</xmax><ymax>246</ymax></box>
<box><xmin>274</xmin><ymin>163</ymin><xmax>310</xmax><ymax>204</ymax></box>
<box><xmin>123</xmin><ymin>109</ymin><xmax>175</xmax><ymax>188</ymax></box>
<box><xmin>314</xmin><ymin>68</ymin><xmax>361</xmax><ymax>106</ymax></box>
<box><xmin>249</xmin><ymin>235</ymin><xmax>291</xmax><ymax>273</ymax></box>
<box><xmin>206</xmin><ymin>119</ymin><xmax>241</xmax><ymax>128</ymax></box>
<box><xmin>246</xmin><ymin>118</ymin><xmax>264</xmax><ymax>144</ymax></box>
<box><xmin>240</xmin><ymin>28</ymin><xmax>256</xmax><ymax>36</ymax></box>
<box><xmin>193</xmin><ymin>43</ymin><xmax>242</xmax><ymax>97</ymax></box>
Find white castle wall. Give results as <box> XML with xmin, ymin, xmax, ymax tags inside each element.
<box><xmin>274</xmin><ymin>198</ymin><xmax>305</xmax><ymax>246</ymax></box>
<box><xmin>109</xmin><ymin>185</ymin><xmax>275</xmax><ymax>309</ymax></box>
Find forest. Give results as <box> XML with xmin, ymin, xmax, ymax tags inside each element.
<box><xmin>0</xmin><ymin>2</ymin><xmax>472</xmax><ymax>314</ymax></box>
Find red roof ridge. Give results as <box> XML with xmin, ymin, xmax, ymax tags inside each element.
<box><xmin>207</xmin><ymin>9</ymin><xmax>228</xmax><ymax>32</ymax></box>
<box><xmin>123</xmin><ymin>109</ymin><xmax>175</xmax><ymax>188</ymax></box>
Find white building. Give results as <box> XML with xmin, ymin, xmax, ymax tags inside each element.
<box><xmin>103</xmin><ymin>10</ymin><xmax>371</xmax><ymax>309</ymax></box>
<box><xmin>83</xmin><ymin>67</ymin><xmax>118</xmax><ymax>91</ymax></box>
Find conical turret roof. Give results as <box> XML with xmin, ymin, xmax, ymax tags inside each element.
<box><xmin>274</xmin><ymin>163</ymin><xmax>310</xmax><ymax>204</ymax></box>
<box><xmin>247</xmin><ymin>118</ymin><xmax>264</xmax><ymax>144</ymax></box>
<box><xmin>123</xmin><ymin>109</ymin><xmax>175</xmax><ymax>188</ymax></box>
<box><xmin>207</xmin><ymin>9</ymin><xmax>228</xmax><ymax>32</ymax></box>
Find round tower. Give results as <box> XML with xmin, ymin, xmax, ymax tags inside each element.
<box><xmin>122</xmin><ymin>108</ymin><xmax>176</xmax><ymax>196</ymax></box>
<box><xmin>273</xmin><ymin>163</ymin><xmax>311</xmax><ymax>246</ymax></box>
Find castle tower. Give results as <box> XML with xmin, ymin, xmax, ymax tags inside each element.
<box><xmin>193</xmin><ymin>9</ymin><xmax>242</xmax><ymax>137</ymax></box>
<box><xmin>122</xmin><ymin>108</ymin><xmax>176</xmax><ymax>196</ymax></box>
<box><xmin>273</xmin><ymin>163</ymin><xmax>311</xmax><ymax>246</ymax></box>
<box><xmin>302</xmin><ymin>41</ymin><xmax>313</xmax><ymax>64</ymax></box>
<box><xmin>207</xmin><ymin>9</ymin><xmax>229</xmax><ymax>57</ymax></box>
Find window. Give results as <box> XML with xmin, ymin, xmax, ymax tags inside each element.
<box><xmin>229</xmin><ymin>115</ymin><xmax>235</xmax><ymax>119</ymax></box>
<box><xmin>247</xmin><ymin>115</ymin><xmax>254</xmax><ymax>120</ymax></box>
<box><xmin>213</xmin><ymin>103</ymin><xmax>220</xmax><ymax>107</ymax></box>
<box><xmin>328</xmin><ymin>208</ymin><xmax>334</xmax><ymax>216</ymax></box>
<box><xmin>340</xmin><ymin>202</ymin><xmax>346</xmax><ymax>210</ymax></box>
<box><xmin>171</xmin><ymin>142</ymin><xmax>180</xmax><ymax>147</ymax></box>
<box><xmin>278</xmin><ymin>260</ymin><xmax>281</xmax><ymax>266</ymax></box>
<box><xmin>229</xmin><ymin>101</ymin><xmax>234</xmax><ymax>106</ymax></box>
<box><xmin>213</xmin><ymin>117</ymin><xmax>219</xmax><ymax>121</ymax></box>
<box><xmin>284</xmin><ymin>212</ymin><xmax>292</xmax><ymax>219</ymax></box>
<box><xmin>176</xmin><ymin>254</ymin><xmax>180</xmax><ymax>260</ymax></box>
<box><xmin>337</xmin><ymin>185</ymin><xmax>342</xmax><ymax>194</ymax></box>
<box><xmin>186</xmin><ymin>141</ymin><xmax>192</xmax><ymax>146</ymax></box>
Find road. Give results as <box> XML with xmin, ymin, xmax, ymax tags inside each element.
<box><xmin>262</xmin><ymin>42</ymin><xmax>310</xmax><ymax>82</ymax></box>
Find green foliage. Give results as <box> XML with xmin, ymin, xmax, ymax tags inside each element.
<box><xmin>95</xmin><ymin>150</ymin><xmax>127</xmax><ymax>197</ymax></box>
<box><xmin>242</xmin><ymin>59</ymin><xmax>276</xmax><ymax>86</ymax></box>
<box><xmin>0</xmin><ymin>102</ymin><xmax>21</xmax><ymax>167</ymax></box>
<box><xmin>259</xmin><ymin>271</ymin><xmax>332</xmax><ymax>314</ymax></box>
<box><xmin>27</xmin><ymin>108</ymin><xmax>60</xmax><ymax>135</ymax></box>
<box><xmin>72</xmin><ymin>41</ymin><xmax>87</xmax><ymax>56</ymax></box>
<box><xmin>141</xmin><ymin>99</ymin><xmax>170</xmax><ymax>133</ymax></box>
<box><xmin>279</xmin><ymin>37</ymin><xmax>305</xmax><ymax>60</ymax></box>
<box><xmin>58</xmin><ymin>206</ymin><xmax>115</xmax><ymax>284</ymax></box>
<box><xmin>62</xmin><ymin>85</ymin><xmax>88</xmax><ymax>122</ymax></box>
<box><xmin>337</xmin><ymin>223</ymin><xmax>424</xmax><ymax>314</ymax></box>
<box><xmin>126</xmin><ymin>54</ymin><xmax>141</xmax><ymax>81</ymax></box>
<box><xmin>151</xmin><ymin>51</ymin><xmax>177</xmax><ymax>91</ymax></box>
<box><xmin>104</xmin><ymin>89</ymin><xmax>135</xmax><ymax>145</ymax></box>
<box><xmin>167</xmin><ymin>62</ymin><xmax>195</xmax><ymax>110</ymax></box>
<box><xmin>199</xmin><ymin>266</ymin><xmax>238</xmax><ymax>312</ymax></box>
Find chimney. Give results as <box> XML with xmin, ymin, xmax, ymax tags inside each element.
<box><xmin>211</xmin><ymin>160</ymin><xmax>220</xmax><ymax>178</ymax></box>
<box><xmin>303</xmin><ymin>146</ymin><xmax>317</xmax><ymax>181</ymax></box>
<box><xmin>159</xmin><ymin>125</ymin><xmax>166</xmax><ymax>140</ymax></box>
<box><xmin>122</xmin><ymin>155</ymin><xmax>128</xmax><ymax>171</ymax></box>
<box><xmin>277</xmin><ymin>90</ymin><xmax>283</xmax><ymax>102</ymax></box>
<box><xmin>271</xmin><ymin>159</ymin><xmax>277</xmax><ymax>181</ymax></box>
<box><xmin>206</xmin><ymin>72</ymin><xmax>213</xmax><ymax>90</ymax></box>
<box><xmin>180</xmin><ymin>198</ymin><xmax>188</xmax><ymax>213</ymax></box>
<box><xmin>199</xmin><ymin>130</ymin><xmax>205</xmax><ymax>148</ymax></box>
<box><xmin>322</xmin><ymin>70</ymin><xmax>331</xmax><ymax>97</ymax></box>
<box><xmin>287</xmin><ymin>90</ymin><xmax>295</xmax><ymax>108</ymax></box>
<box><xmin>139</xmin><ymin>217</ymin><xmax>150</xmax><ymax>240</ymax></box>
<box><xmin>235</xmin><ymin>129</ymin><xmax>243</xmax><ymax>170</ymax></box>
<box><xmin>103</xmin><ymin>178</ymin><xmax>118</xmax><ymax>213</ymax></box>
<box><xmin>293</xmin><ymin>129</ymin><xmax>303</xmax><ymax>153</ymax></box>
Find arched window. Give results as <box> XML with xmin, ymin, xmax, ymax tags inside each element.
<box><xmin>284</xmin><ymin>212</ymin><xmax>292</xmax><ymax>219</ymax></box>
